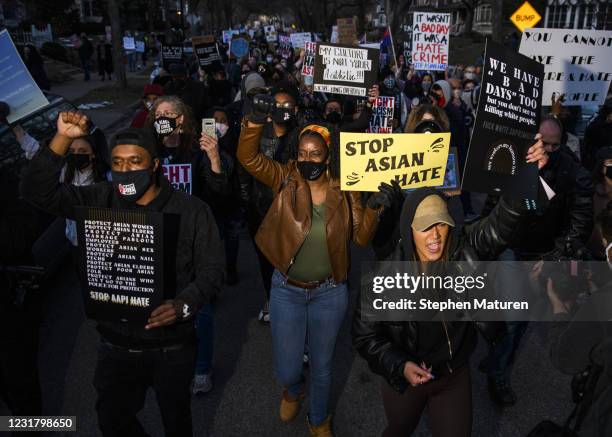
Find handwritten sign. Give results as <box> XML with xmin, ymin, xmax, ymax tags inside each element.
<box><xmin>161</xmin><ymin>45</ymin><xmax>183</xmax><ymax>71</ymax></box>
<box><xmin>313</xmin><ymin>43</ymin><xmax>379</xmax><ymax>97</ymax></box>
<box><xmin>411</xmin><ymin>12</ymin><xmax>451</xmax><ymax>71</ymax></box>
<box><xmin>278</xmin><ymin>33</ymin><xmax>292</xmax><ymax>59</ymax></box>
<box><xmin>75</xmin><ymin>207</ymin><xmax>164</xmax><ymax>322</ymax></box>
<box><xmin>290</xmin><ymin>32</ymin><xmax>312</xmax><ymax>49</ymax></box>
<box><xmin>510</xmin><ymin>1</ymin><xmax>541</xmax><ymax>33</ymax></box>
<box><xmin>301</xmin><ymin>41</ymin><xmax>317</xmax><ymax>77</ymax></box>
<box><xmin>122</xmin><ymin>36</ymin><xmax>135</xmax><ymax>50</ymax></box>
<box><xmin>367</xmin><ymin>96</ymin><xmax>395</xmax><ymax>133</ymax></box>
<box><xmin>519</xmin><ymin>28</ymin><xmax>612</xmax><ymax>106</ymax></box>
<box><xmin>463</xmin><ymin>40</ymin><xmax>543</xmax><ymax>199</ymax></box>
<box><xmin>340</xmin><ymin>132</ymin><xmax>450</xmax><ymax>191</ymax></box>
<box><xmin>163</xmin><ymin>163</ymin><xmax>192</xmax><ymax>194</ymax></box>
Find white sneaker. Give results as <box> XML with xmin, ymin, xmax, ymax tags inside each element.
<box><xmin>192</xmin><ymin>373</ymin><xmax>213</xmax><ymax>395</ymax></box>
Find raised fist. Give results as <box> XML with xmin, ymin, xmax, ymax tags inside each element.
<box><xmin>57</xmin><ymin>110</ymin><xmax>90</xmax><ymax>139</ymax></box>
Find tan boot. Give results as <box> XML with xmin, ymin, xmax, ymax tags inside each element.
<box><xmin>308</xmin><ymin>415</ymin><xmax>333</xmax><ymax>437</ymax></box>
<box><xmin>279</xmin><ymin>388</ymin><xmax>305</xmax><ymax>422</ymax></box>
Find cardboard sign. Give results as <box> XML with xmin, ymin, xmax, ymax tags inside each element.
<box><xmin>511</xmin><ymin>1</ymin><xmax>541</xmax><ymax>33</ymax></box>
<box><xmin>264</xmin><ymin>25</ymin><xmax>277</xmax><ymax>43</ymax></box>
<box><xmin>367</xmin><ymin>96</ymin><xmax>395</xmax><ymax>133</ymax></box>
<box><xmin>75</xmin><ymin>207</ymin><xmax>164</xmax><ymax>322</ymax></box>
<box><xmin>301</xmin><ymin>41</ymin><xmax>317</xmax><ymax>77</ymax></box>
<box><xmin>313</xmin><ymin>43</ymin><xmax>379</xmax><ymax>97</ymax></box>
<box><xmin>340</xmin><ymin>132</ymin><xmax>450</xmax><ymax>191</ymax></box>
<box><xmin>337</xmin><ymin>18</ymin><xmax>357</xmax><ymax>45</ymax></box>
<box><xmin>230</xmin><ymin>36</ymin><xmax>250</xmax><ymax>58</ymax></box>
<box><xmin>278</xmin><ymin>33</ymin><xmax>292</xmax><ymax>59</ymax></box>
<box><xmin>462</xmin><ymin>41</ymin><xmax>543</xmax><ymax>199</ymax></box>
<box><xmin>519</xmin><ymin>28</ymin><xmax>612</xmax><ymax>106</ymax></box>
<box><xmin>122</xmin><ymin>36</ymin><xmax>135</xmax><ymax>50</ymax></box>
<box><xmin>0</xmin><ymin>30</ymin><xmax>49</xmax><ymax>124</ymax></box>
<box><xmin>222</xmin><ymin>29</ymin><xmax>239</xmax><ymax>44</ymax></box>
<box><xmin>411</xmin><ymin>12</ymin><xmax>451</xmax><ymax>71</ymax></box>
<box><xmin>162</xmin><ymin>163</ymin><xmax>192</xmax><ymax>194</ymax></box>
<box><xmin>192</xmin><ymin>35</ymin><xmax>221</xmax><ymax>68</ymax></box>
<box><xmin>161</xmin><ymin>45</ymin><xmax>183</xmax><ymax>71</ymax></box>
<box><xmin>290</xmin><ymin>32</ymin><xmax>311</xmax><ymax>49</ymax></box>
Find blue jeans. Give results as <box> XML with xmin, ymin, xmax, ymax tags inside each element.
<box><xmin>195</xmin><ymin>304</ymin><xmax>214</xmax><ymax>375</ymax></box>
<box><xmin>269</xmin><ymin>269</ymin><xmax>348</xmax><ymax>426</ymax></box>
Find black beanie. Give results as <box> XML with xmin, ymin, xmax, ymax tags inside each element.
<box><xmin>110</xmin><ymin>128</ymin><xmax>159</xmax><ymax>160</ymax></box>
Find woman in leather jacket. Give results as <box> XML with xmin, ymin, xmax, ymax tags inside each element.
<box><xmin>352</xmin><ymin>137</ymin><xmax>548</xmax><ymax>437</ymax></box>
<box><xmin>237</xmin><ymin>117</ymin><xmax>392</xmax><ymax>436</ymax></box>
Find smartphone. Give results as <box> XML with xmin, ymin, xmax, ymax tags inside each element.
<box><xmin>202</xmin><ymin>118</ymin><xmax>216</xmax><ymax>139</ymax></box>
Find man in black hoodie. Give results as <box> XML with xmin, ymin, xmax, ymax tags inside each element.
<box><xmin>21</xmin><ymin>111</ymin><xmax>224</xmax><ymax>437</ymax></box>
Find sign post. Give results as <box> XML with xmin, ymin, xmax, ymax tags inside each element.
<box><xmin>510</xmin><ymin>1</ymin><xmax>541</xmax><ymax>33</ymax></box>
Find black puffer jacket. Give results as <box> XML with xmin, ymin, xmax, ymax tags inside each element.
<box><xmin>482</xmin><ymin>147</ymin><xmax>593</xmax><ymax>259</ymax></box>
<box><xmin>352</xmin><ymin>187</ymin><xmax>522</xmax><ymax>393</ymax></box>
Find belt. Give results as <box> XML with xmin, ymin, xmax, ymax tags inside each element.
<box><xmin>284</xmin><ymin>275</ymin><xmax>332</xmax><ymax>290</ymax></box>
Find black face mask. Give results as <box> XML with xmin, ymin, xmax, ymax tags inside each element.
<box><xmin>297</xmin><ymin>160</ymin><xmax>326</xmax><ymax>181</ymax></box>
<box><xmin>154</xmin><ymin>116</ymin><xmax>177</xmax><ymax>138</ymax></box>
<box><xmin>547</xmin><ymin>148</ymin><xmax>561</xmax><ymax>166</ymax></box>
<box><xmin>66</xmin><ymin>153</ymin><xmax>91</xmax><ymax>171</ymax></box>
<box><xmin>271</xmin><ymin>107</ymin><xmax>294</xmax><ymax>124</ymax></box>
<box><xmin>111</xmin><ymin>169</ymin><xmax>153</xmax><ymax>202</ymax></box>
<box><xmin>606</xmin><ymin>166</ymin><xmax>612</xmax><ymax>179</ymax></box>
<box><xmin>325</xmin><ymin>111</ymin><xmax>342</xmax><ymax>124</ymax></box>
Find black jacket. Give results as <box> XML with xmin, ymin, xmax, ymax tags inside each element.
<box><xmin>482</xmin><ymin>147</ymin><xmax>593</xmax><ymax>259</ymax></box>
<box><xmin>353</xmin><ymin>188</ymin><xmax>522</xmax><ymax>393</ymax></box>
<box><xmin>20</xmin><ymin>146</ymin><xmax>224</xmax><ymax>348</ymax></box>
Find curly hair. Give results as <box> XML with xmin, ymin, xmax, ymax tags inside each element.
<box><xmin>145</xmin><ymin>95</ymin><xmax>197</xmax><ymax>157</ymax></box>
<box><xmin>404</xmin><ymin>104</ymin><xmax>450</xmax><ymax>133</ymax></box>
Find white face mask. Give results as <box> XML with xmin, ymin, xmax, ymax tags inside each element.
<box><xmin>216</xmin><ymin>122</ymin><xmax>229</xmax><ymax>138</ymax></box>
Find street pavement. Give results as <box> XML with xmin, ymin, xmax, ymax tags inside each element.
<box><xmin>2</xmin><ymin>235</ymin><xmax>574</xmax><ymax>437</ymax></box>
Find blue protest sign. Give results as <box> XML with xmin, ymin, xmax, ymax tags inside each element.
<box><xmin>230</xmin><ymin>37</ymin><xmax>249</xmax><ymax>58</ymax></box>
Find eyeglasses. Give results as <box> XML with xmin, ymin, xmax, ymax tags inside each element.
<box><xmin>275</xmin><ymin>101</ymin><xmax>295</xmax><ymax>110</ymax></box>
<box><xmin>155</xmin><ymin>111</ymin><xmax>179</xmax><ymax>118</ymax></box>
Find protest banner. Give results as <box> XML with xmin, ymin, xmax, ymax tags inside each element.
<box><xmin>337</xmin><ymin>18</ymin><xmax>357</xmax><ymax>45</ymax></box>
<box><xmin>161</xmin><ymin>44</ymin><xmax>183</xmax><ymax>70</ymax></box>
<box><xmin>163</xmin><ymin>163</ymin><xmax>192</xmax><ymax>194</ymax></box>
<box><xmin>0</xmin><ymin>30</ymin><xmax>49</xmax><ymax>124</ymax></box>
<box><xmin>340</xmin><ymin>132</ymin><xmax>450</xmax><ymax>191</ymax></box>
<box><xmin>264</xmin><ymin>25</ymin><xmax>277</xmax><ymax>43</ymax></box>
<box><xmin>278</xmin><ymin>33</ymin><xmax>292</xmax><ymax>59</ymax></box>
<box><xmin>462</xmin><ymin>40</ymin><xmax>543</xmax><ymax>199</ymax></box>
<box><xmin>192</xmin><ymin>35</ymin><xmax>221</xmax><ymax>69</ymax></box>
<box><xmin>519</xmin><ymin>28</ymin><xmax>612</xmax><ymax>106</ymax></box>
<box><xmin>301</xmin><ymin>41</ymin><xmax>317</xmax><ymax>77</ymax></box>
<box><xmin>122</xmin><ymin>36</ymin><xmax>135</xmax><ymax>50</ymax></box>
<box><xmin>367</xmin><ymin>96</ymin><xmax>395</xmax><ymax>133</ymax></box>
<box><xmin>230</xmin><ymin>35</ymin><xmax>250</xmax><ymax>58</ymax></box>
<box><xmin>222</xmin><ymin>29</ymin><xmax>239</xmax><ymax>44</ymax></box>
<box><xmin>313</xmin><ymin>43</ymin><xmax>379</xmax><ymax>97</ymax></box>
<box><xmin>290</xmin><ymin>32</ymin><xmax>311</xmax><ymax>49</ymax></box>
<box><xmin>75</xmin><ymin>207</ymin><xmax>165</xmax><ymax>322</ymax></box>
<box><xmin>135</xmin><ymin>40</ymin><xmax>145</xmax><ymax>53</ymax></box>
<box><xmin>411</xmin><ymin>12</ymin><xmax>451</xmax><ymax>71</ymax></box>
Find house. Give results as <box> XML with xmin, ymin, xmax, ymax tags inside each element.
<box><xmin>543</xmin><ymin>0</ymin><xmax>611</xmax><ymax>30</ymax></box>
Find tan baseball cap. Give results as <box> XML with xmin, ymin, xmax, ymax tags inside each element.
<box><xmin>411</xmin><ymin>195</ymin><xmax>455</xmax><ymax>232</ymax></box>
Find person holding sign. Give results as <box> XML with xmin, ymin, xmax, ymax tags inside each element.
<box><xmin>237</xmin><ymin>118</ymin><xmax>392</xmax><ymax>436</ymax></box>
<box><xmin>20</xmin><ymin>112</ymin><xmax>224</xmax><ymax>437</ymax></box>
<box><xmin>353</xmin><ymin>134</ymin><xmax>548</xmax><ymax>437</ymax></box>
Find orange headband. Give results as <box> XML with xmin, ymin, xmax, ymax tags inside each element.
<box><xmin>299</xmin><ymin>125</ymin><xmax>331</xmax><ymax>148</ymax></box>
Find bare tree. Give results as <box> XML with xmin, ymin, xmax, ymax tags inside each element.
<box><xmin>107</xmin><ymin>0</ymin><xmax>127</xmax><ymax>89</ymax></box>
<box><xmin>490</xmin><ymin>0</ymin><xmax>503</xmax><ymax>42</ymax></box>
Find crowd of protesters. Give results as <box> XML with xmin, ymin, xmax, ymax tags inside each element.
<box><xmin>1</xmin><ymin>22</ymin><xmax>611</xmax><ymax>437</ymax></box>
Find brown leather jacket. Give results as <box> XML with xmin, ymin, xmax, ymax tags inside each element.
<box><xmin>237</xmin><ymin>120</ymin><xmax>380</xmax><ymax>283</ymax></box>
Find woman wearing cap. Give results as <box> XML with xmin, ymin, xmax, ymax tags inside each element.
<box><xmin>353</xmin><ymin>137</ymin><xmax>548</xmax><ymax>437</ymax></box>
<box><xmin>237</xmin><ymin>117</ymin><xmax>392</xmax><ymax>436</ymax></box>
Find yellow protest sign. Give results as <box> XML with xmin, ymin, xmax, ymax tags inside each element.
<box><xmin>340</xmin><ymin>132</ymin><xmax>450</xmax><ymax>192</ymax></box>
<box><xmin>510</xmin><ymin>1</ymin><xmax>541</xmax><ymax>33</ymax></box>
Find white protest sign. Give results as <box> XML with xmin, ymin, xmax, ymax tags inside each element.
<box><xmin>330</xmin><ymin>26</ymin><xmax>338</xmax><ymax>44</ymax></box>
<box><xmin>368</xmin><ymin>96</ymin><xmax>395</xmax><ymax>133</ymax></box>
<box><xmin>264</xmin><ymin>25</ymin><xmax>277</xmax><ymax>43</ymax></box>
<box><xmin>123</xmin><ymin>36</ymin><xmax>135</xmax><ymax>50</ymax></box>
<box><xmin>290</xmin><ymin>32</ymin><xmax>312</xmax><ymax>49</ymax></box>
<box><xmin>519</xmin><ymin>28</ymin><xmax>612</xmax><ymax>106</ymax></box>
<box><xmin>411</xmin><ymin>12</ymin><xmax>450</xmax><ymax>71</ymax></box>
<box><xmin>222</xmin><ymin>30</ymin><xmax>239</xmax><ymax>44</ymax></box>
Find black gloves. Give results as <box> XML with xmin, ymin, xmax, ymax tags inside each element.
<box><xmin>367</xmin><ymin>180</ymin><xmax>403</xmax><ymax>210</ymax></box>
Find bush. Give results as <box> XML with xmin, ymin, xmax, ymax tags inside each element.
<box><xmin>40</xmin><ymin>41</ymin><xmax>69</xmax><ymax>62</ymax></box>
